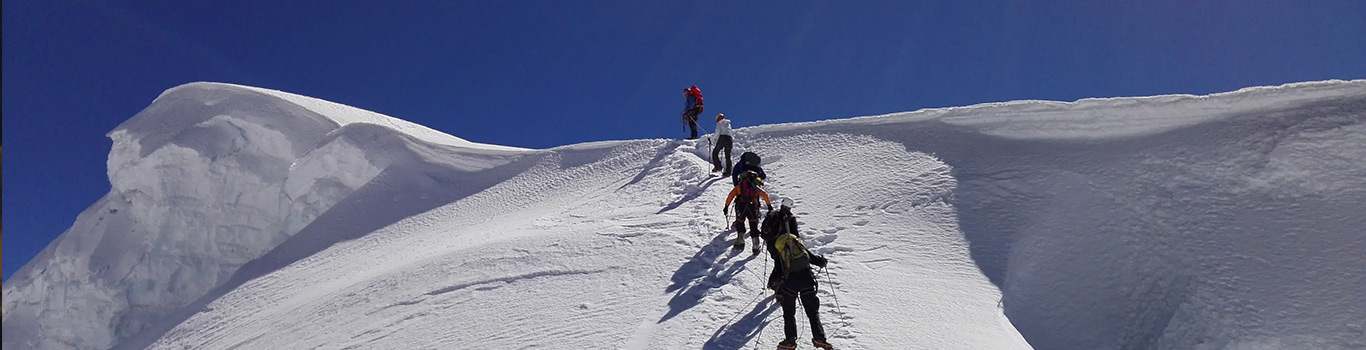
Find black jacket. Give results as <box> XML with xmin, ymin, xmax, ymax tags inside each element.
<box><xmin>760</xmin><ymin>208</ymin><xmax>828</xmax><ymax>295</ymax></box>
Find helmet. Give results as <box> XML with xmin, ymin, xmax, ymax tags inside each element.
<box><xmin>780</xmin><ymin>197</ymin><xmax>794</xmax><ymax>209</ymax></box>
<box><xmin>740</xmin><ymin>170</ymin><xmax>762</xmax><ymax>186</ymax></box>
<box><xmin>716</xmin><ymin>113</ymin><xmax>725</xmax><ymax>122</ymax></box>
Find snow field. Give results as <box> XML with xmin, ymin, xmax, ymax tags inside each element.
<box><xmin>7</xmin><ymin>80</ymin><xmax>1366</xmax><ymax>350</ymax></box>
<box><xmin>144</xmin><ymin>132</ymin><xmax>1027</xmax><ymax>350</ymax></box>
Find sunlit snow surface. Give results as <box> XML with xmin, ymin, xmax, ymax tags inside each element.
<box><xmin>5</xmin><ymin>80</ymin><xmax>1364</xmax><ymax>350</ymax></box>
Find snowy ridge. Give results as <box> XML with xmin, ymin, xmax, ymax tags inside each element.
<box><xmin>3</xmin><ymin>82</ymin><xmax>532</xmax><ymax>350</ymax></box>
<box><xmin>156</xmin><ymin>82</ymin><xmax>526</xmax><ymax>152</ymax></box>
<box><xmin>761</xmin><ymin>79</ymin><xmax>1366</xmax><ymax>140</ymax></box>
<box><xmin>4</xmin><ymin>80</ymin><xmax>1365</xmax><ymax>350</ymax></box>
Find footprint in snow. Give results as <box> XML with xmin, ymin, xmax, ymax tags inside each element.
<box><xmin>861</xmin><ymin>258</ymin><xmax>895</xmax><ymax>270</ymax></box>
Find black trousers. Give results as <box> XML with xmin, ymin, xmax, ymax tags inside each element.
<box><xmin>733</xmin><ymin>201</ymin><xmax>761</xmax><ymax>236</ymax></box>
<box><xmin>778</xmin><ymin>290</ymin><xmax>825</xmax><ymax>342</ymax></box>
<box><xmin>711</xmin><ymin>134</ymin><xmax>732</xmax><ymax>173</ymax></box>
<box><xmin>683</xmin><ymin>107</ymin><xmax>702</xmax><ymax>139</ymax></box>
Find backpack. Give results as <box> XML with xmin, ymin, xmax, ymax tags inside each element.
<box><xmin>774</xmin><ymin>233</ymin><xmax>811</xmax><ymax>278</ymax></box>
<box><xmin>736</xmin><ymin>170</ymin><xmax>761</xmax><ymax>203</ymax></box>
<box><xmin>739</xmin><ymin>151</ymin><xmax>760</xmax><ymax>167</ymax></box>
<box><xmin>762</xmin><ymin>209</ymin><xmax>791</xmax><ymax>236</ymax></box>
<box><xmin>690</xmin><ymin>86</ymin><xmax>704</xmax><ymax>107</ymax></box>
<box><xmin>732</xmin><ymin>152</ymin><xmax>764</xmax><ymax>186</ymax></box>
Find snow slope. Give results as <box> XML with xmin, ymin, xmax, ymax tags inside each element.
<box><xmin>755</xmin><ymin>80</ymin><xmax>1366</xmax><ymax>349</ymax></box>
<box><xmin>3</xmin><ymin>82</ymin><xmax>531</xmax><ymax>350</ymax></box>
<box><xmin>5</xmin><ymin>80</ymin><xmax>1365</xmax><ymax>350</ymax></box>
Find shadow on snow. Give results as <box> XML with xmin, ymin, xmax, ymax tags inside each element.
<box><xmin>621</xmin><ymin>139</ymin><xmax>690</xmax><ymax>191</ymax></box>
<box><xmin>660</xmin><ymin>229</ymin><xmax>759</xmax><ymax>323</ymax></box>
<box><xmin>702</xmin><ymin>296</ymin><xmax>777</xmax><ymax>350</ymax></box>
<box><xmin>657</xmin><ymin>176</ymin><xmax>724</xmax><ymax>214</ymax></box>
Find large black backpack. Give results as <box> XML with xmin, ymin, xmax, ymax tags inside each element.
<box><xmin>740</xmin><ymin>151</ymin><xmax>760</xmax><ymax>167</ymax></box>
<box><xmin>762</xmin><ymin>209</ymin><xmax>790</xmax><ymax>236</ymax></box>
<box><xmin>733</xmin><ymin>152</ymin><xmax>763</xmax><ymax>186</ymax></box>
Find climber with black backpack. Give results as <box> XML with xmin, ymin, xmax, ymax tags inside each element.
<box><xmin>731</xmin><ymin>151</ymin><xmax>766</xmax><ymax>187</ymax></box>
<box><xmin>722</xmin><ymin>170</ymin><xmax>772</xmax><ymax>252</ymax></box>
<box><xmin>760</xmin><ymin>197</ymin><xmax>832</xmax><ymax>350</ymax></box>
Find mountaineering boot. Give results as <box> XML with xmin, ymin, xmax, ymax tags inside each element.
<box><xmin>776</xmin><ymin>338</ymin><xmax>798</xmax><ymax>349</ymax></box>
<box><xmin>733</xmin><ymin>237</ymin><xmax>745</xmax><ymax>250</ymax></box>
<box><xmin>813</xmin><ymin>339</ymin><xmax>834</xmax><ymax>349</ymax></box>
<box><xmin>751</xmin><ymin>236</ymin><xmax>761</xmax><ymax>254</ymax></box>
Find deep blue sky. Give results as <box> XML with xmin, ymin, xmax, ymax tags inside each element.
<box><xmin>4</xmin><ymin>1</ymin><xmax>1364</xmax><ymax>280</ymax></box>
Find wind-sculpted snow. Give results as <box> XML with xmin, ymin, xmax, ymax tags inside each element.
<box><xmin>749</xmin><ymin>80</ymin><xmax>1366</xmax><ymax>349</ymax></box>
<box><xmin>2</xmin><ymin>82</ymin><xmax>530</xmax><ymax>350</ymax></box>
<box><xmin>4</xmin><ymin>80</ymin><xmax>1365</xmax><ymax>350</ymax></box>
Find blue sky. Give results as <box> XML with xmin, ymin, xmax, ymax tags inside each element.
<box><xmin>4</xmin><ymin>0</ymin><xmax>1364</xmax><ymax>280</ymax></box>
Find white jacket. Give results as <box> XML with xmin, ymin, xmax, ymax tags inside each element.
<box><xmin>715</xmin><ymin>119</ymin><xmax>732</xmax><ymax>137</ymax></box>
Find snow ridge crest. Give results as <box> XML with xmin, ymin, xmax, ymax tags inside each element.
<box><xmin>2</xmin><ymin>82</ymin><xmax>527</xmax><ymax>350</ymax></box>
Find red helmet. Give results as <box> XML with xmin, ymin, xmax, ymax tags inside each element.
<box><xmin>716</xmin><ymin>113</ymin><xmax>725</xmax><ymax>122</ymax></box>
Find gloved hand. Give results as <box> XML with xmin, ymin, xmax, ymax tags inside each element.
<box><xmin>767</xmin><ymin>204</ymin><xmax>773</xmax><ymax>211</ymax></box>
<box><xmin>723</xmin><ymin>206</ymin><xmax>729</xmax><ymax>213</ymax></box>
<box><xmin>811</xmin><ymin>254</ymin><xmax>828</xmax><ymax>268</ymax></box>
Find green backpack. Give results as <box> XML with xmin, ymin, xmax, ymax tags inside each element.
<box><xmin>736</xmin><ymin>170</ymin><xmax>762</xmax><ymax>202</ymax></box>
<box><xmin>774</xmin><ymin>233</ymin><xmax>811</xmax><ymax>278</ymax></box>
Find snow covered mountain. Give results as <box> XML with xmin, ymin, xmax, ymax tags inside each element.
<box><xmin>4</xmin><ymin>80</ymin><xmax>1364</xmax><ymax>350</ymax></box>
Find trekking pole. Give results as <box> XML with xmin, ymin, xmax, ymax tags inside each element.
<box><xmin>724</xmin><ymin>208</ymin><xmax>732</xmax><ymax>232</ymax></box>
<box><xmin>707</xmin><ymin>136</ymin><xmax>713</xmax><ymax>164</ymax></box>
<box><xmin>705</xmin><ymin>121</ymin><xmax>713</xmax><ymax>149</ymax></box>
<box><xmin>761</xmin><ymin>250</ymin><xmax>768</xmax><ymax>288</ymax></box>
<box><xmin>822</xmin><ymin>267</ymin><xmax>844</xmax><ymax>316</ymax></box>
<box><xmin>681</xmin><ymin>113</ymin><xmax>689</xmax><ymax>136</ymax></box>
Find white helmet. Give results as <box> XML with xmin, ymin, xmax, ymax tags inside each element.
<box><xmin>780</xmin><ymin>197</ymin><xmax>794</xmax><ymax>209</ymax></box>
